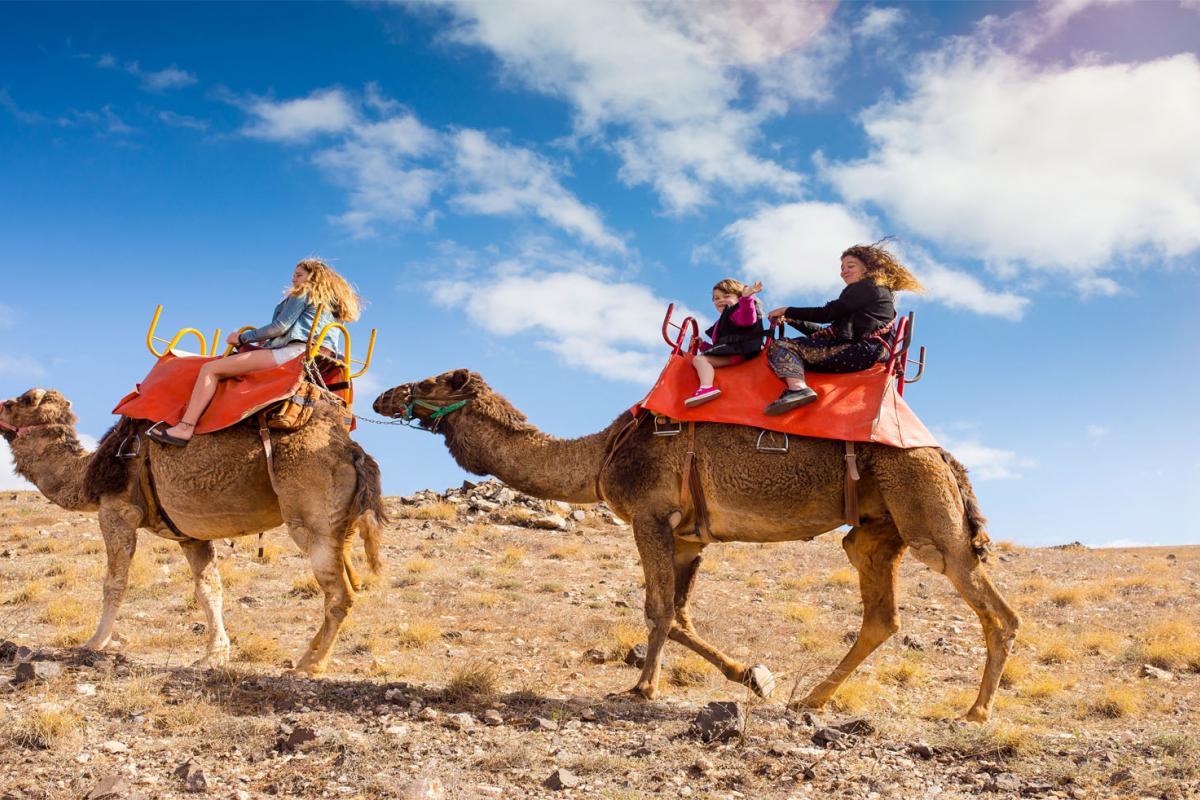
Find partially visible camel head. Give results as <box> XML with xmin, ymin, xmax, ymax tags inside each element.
<box><xmin>375</xmin><ymin>368</ymin><xmax>535</xmax><ymax>434</ymax></box>
<box><xmin>0</xmin><ymin>389</ymin><xmax>76</xmax><ymax>440</ymax></box>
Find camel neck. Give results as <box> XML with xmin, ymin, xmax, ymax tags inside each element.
<box><xmin>8</xmin><ymin>427</ymin><xmax>97</xmax><ymax>512</ymax></box>
<box><xmin>444</xmin><ymin>409</ymin><xmax>612</xmax><ymax>504</ymax></box>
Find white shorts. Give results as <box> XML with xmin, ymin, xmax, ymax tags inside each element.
<box><xmin>270</xmin><ymin>342</ymin><xmax>306</xmax><ymax>365</ymax></box>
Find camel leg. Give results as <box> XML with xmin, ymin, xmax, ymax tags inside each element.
<box><xmin>940</xmin><ymin>557</ymin><xmax>1020</xmax><ymax>721</ymax></box>
<box><xmin>342</xmin><ymin>540</ymin><xmax>363</xmax><ymax>593</ymax></box>
<box><xmin>629</xmin><ymin>512</ymin><xmax>676</xmax><ymax>700</ymax></box>
<box><xmin>292</xmin><ymin>527</ymin><xmax>355</xmax><ymax>676</ymax></box>
<box><xmin>666</xmin><ymin>541</ymin><xmax>775</xmax><ymax>697</ymax></box>
<box><xmin>82</xmin><ymin>505</ymin><xmax>137</xmax><ymax>651</ymax></box>
<box><xmin>178</xmin><ymin>539</ymin><xmax>230</xmax><ymax>668</ymax></box>
<box><xmin>793</xmin><ymin>522</ymin><xmax>906</xmax><ymax>710</ymax></box>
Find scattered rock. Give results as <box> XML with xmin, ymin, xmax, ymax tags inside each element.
<box><xmin>909</xmin><ymin>742</ymin><xmax>934</xmax><ymax>759</ymax></box>
<box><xmin>1139</xmin><ymin>664</ymin><xmax>1175</xmax><ymax>681</ymax></box>
<box><xmin>101</xmin><ymin>740</ymin><xmax>128</xmax><ymax>754</ymax></box>
<box><xmin>693</xmin><ymin>757</ymin><xmax>714</xmax><ymax>775</ymax></box>
<box><xmin>482</xmin><ymin>709</ymin><xmax>504</xmax><ymax>726</ymax></box>
<box><xmin>530</xmin><ymin>716</ymin><xmax>559</xmax><ymax>732</ymax></box>
<box><xmin>583</xmin><ymin>648</ymin><xmax>607</xmax><ymax>664</ymax></box>
<box><xmin>14</xmin><ymin>660</ymin><xmax>62</xmax><ymax>683</ymax></box>
<box><xmin>901</xmin><ymin>634</ymin><xmax>926</xmax><ymax>651</ymax></box>
<box><xmin>76</xmin><ymin>682</ymin><xmax>97</xmax><ymax>696</ymax></box>
<box><xmin>690</xmin><ymin>701</ymin><xmax>745</xmax><ymax>743</ymax></box>
<box><xmin>812</xmin><ymin>727</ymin><xmax>846</xmax><ymax>748</ymax></box>
<box><xmin>174</xmin><ymin>761</ymin><xmax>208</xmax><ymax>793</ymax></box>
<box><xmin>570</xmin><ymin>510</ymin><xmax>586</xmax><ymax>522</ymax></box>
<box><xmin>418</xmin><ymin>707</ymin><xmax>440</xmax><ymax>721</ymax></box>
<box><xmin>624</xmin><ymin>644</ymin><xmax>647</xmax><ymax>668</ymax></box>
<box><xmin>447</xmin><ymin>712</ymin><xmax>476</xmax><ymax>730</ymax></box>
<box><xmin>0</xmin><ymin>640</ymin><xmax>17</xmax><ymax>662</ymax></box>
<box><xmin>87</xmin><ymin>774</ymin><xmax>146</xmax><ymax>800</ymax></box>
<box><xmin>531</xmin><ymin>514</ymin><xmax>568</xmax><ymax>531</ymax></box>
<box><xmin>461</xmin><ymin>480</ymin><xmax>478</xmax><ymax>491</ymax></box>
<box><xmin>984</xmin><ymin>773</ymin><xmax>1023</xmax><ymax>793</ymax></box>
<box><xmin>835</xmin><ymin>717</ymin><xmax>875</xmax><ymax>736</ymax></box>
<box><xmin>274</xmin><ymin>725</ymin><xmax>318</xmax><ymax>752</ymax></box>
<box><xmin>544</xmin><ymin>768</ymin><xmax>581</xmax><ymax>790</ymax></box>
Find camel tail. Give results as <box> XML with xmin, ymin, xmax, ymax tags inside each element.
<box><xmin>350</xmin><ymin>442</ymin><xmax>387</xmax><ymax>574</ymax></box>
<box><xmin>938</xmin><ymin>448</ymin><xmax>991</xmax><ymax>561</ymax></box>
<box><xmin>83</xmin><ymin>416</ymin><xmax>140</xmax><ymax>502</ymax></box>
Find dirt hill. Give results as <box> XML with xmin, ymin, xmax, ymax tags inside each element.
<box><xmin>0</xmin><ymin>485</ymin><xmax>1196</xmax><ymax>799</ymax></box>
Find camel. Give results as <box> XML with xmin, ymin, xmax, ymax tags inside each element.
<box><xmin>0</xmin><ymin>387</ymin><xmax>386</xmax><ymax>675</ymax></box>
<box><xmin>374</xmin><ymin>369</ymin><xmax>1021</xmax><ymax>721</ymax></box>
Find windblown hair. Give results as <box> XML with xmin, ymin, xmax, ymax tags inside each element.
<box><xmin>842</xmin><ymin>241</ymin><xmax>923</xmax><ymax>293</ymax></box>
<box><xmin>288</xmin><ymin>258</ymin><xmax>362</xmax><ymax>322</ymax></box>
<box><xmin>712</xmin><ymin>278</ymin><xmax>764</xmax><ymax>315</ymax></box>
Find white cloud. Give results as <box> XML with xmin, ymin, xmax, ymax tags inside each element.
<box><xmin>720</xmin><ymin>201</ymin><xmax>1029</xmax><ymax>317</ymax></box>
<box><xmin>429</xmin><ymin>243</ymin><xmax>696</xmax><ymax>383</ymax></box>
<box><xmin>451</xmin><ymin>130</ymin><xmax>624</xmax><ymax>252</ymax></box>
<box><xmin>824</xmin><ymin>48</ymin><xmax>1200</xmax><ymax>275</ymax></box>
<box><xmin>427</xmin><ymin>0</ymin><xmax>826</xmax><ymax>212</ymax></box>
<box><xmin>0</xmin><ymin>442</ymin><xmax>34</xmax><ymax>491</ymax></box>
<box><xmin>939</xmin><ymin>434</ymin><xmax>1036</xmax><ymax>480</ymax></box>
<box><xmin>1086</xmin><ymin>424</ymin><xmax>1108</xmax><ymax>442</ymax></box>
<box><xmin>138</xmin><ymin>65</ymin><xmax>198</xmax><ymax>92</ymax></box>
<box><xmin>0</xmin><ymin>356</ymin><xmax>47</xmax><ymax>380</ymax></box>
<box><xmin>1076</xmin><ymin>276</ymin><xmax>1122</xmax><ymax>298</ymax></box>
<box><xmin>855</xmin><ymin>7</ymin><xmax>905</xmax><ymax>39</ymax></box>
<box><xmin>242</xmin><ymin>88</ymin><xmax>359</xmax><ymax>142</ymax></box>
<box><xmin>158</xmin><ymin>110</ymin><xmax>207</xmax><ymax>131</ymax></box>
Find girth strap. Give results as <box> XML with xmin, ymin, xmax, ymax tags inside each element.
<box><xmin>135</xmin><ymin>446</ymin><xmax>195</xmax><ymax>542</ymax></box>
<box><xmin>257</xmin><ymin>414</ymin><xmax>282</xmax><ymax>496</ymax></box>
<box><xmin>844</xmin><ymin>440</ymin><xmax>861</xmax><ymax>527</ymax></box>
<box><xmin>595</xmin><ymin>411</ymin><xmax>644</xmax><ymax>505</ymax></box>
<box><xmin>677</xmin><ymin>421</ymin><xmax>715</xmax><ymax>545</ymax></box>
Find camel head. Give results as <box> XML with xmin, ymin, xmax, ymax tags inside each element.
<box><xmin>374</xmin><ymin>369</ymin><xmax>482</xmax><ymax>431</ymax></box>
<box><xmin>0</xmin><ymin>389</ymin><xmax>76</xmax><ymax>441</ymax></box>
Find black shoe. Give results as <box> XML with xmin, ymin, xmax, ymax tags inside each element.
<box><xmin>147</xmin><ymin>421</ymin><xmax>191</xmax><ymax>447</ymax></box>
<box><xmin>764</xmin><ymin>387</ymin><xmax>818</xmax><ymax>416</ymax></box>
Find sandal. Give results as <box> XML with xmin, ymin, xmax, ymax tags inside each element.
<box><xmin>147</xmin><ymin>421</ymin><xmax>193</xmax><ymax>447</ymax></box>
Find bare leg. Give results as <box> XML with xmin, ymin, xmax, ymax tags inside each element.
<box><xmin>83</xmin><ymin>504</ymin><xmax>138</xmax><ymax>651</ymax></box>
<box><xmin>629</xmin><ymin>512</ymin><xmax>676</xmax><ymax>700</ymax></box>
<box><xmin>794</xmin><ymin>522</ymin><xmax>906</xmax><ymax>709</ymax></box>
<box><xmin>179</xmin><ymin>539</ymin><xmax>230</xmax><ymax>667</ymax></box>
<box><xmin>692</xmin><ymin>354</ymin><xmax>738</xmax><ymax>387</ymax></box>
<box><xmin>292</xmin><ymin>528</ymin><xmax>356</xmax><ymax>676</ymax></box>
<box><xmin>164</xmin><ymin>349</ymin><xmax>279</xmax><ymax>440</ymax></box>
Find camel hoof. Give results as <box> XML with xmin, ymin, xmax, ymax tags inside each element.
<box><xmin>745</xmin><ymin>664</ymin><xmax>776</xmax><ymax>699</ymax></box>
<box><xmin>787</xmin><ymin>694</ymin><xmax>829</xmax><ymax>712</ymax></box>
<box><xmin>961</xmin><ymin>707</ymin><xmax>990</xmax><ymax>723</ymax></box>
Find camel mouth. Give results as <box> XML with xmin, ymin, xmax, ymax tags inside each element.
<box><xmin>373</xmin><ymin>385</ymin><xmax>414</xmax><ymax>419</ymax></box>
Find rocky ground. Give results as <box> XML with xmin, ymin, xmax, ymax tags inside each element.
<box><xmin>0</xmin><ymin>484</ymin><xmax>1197</xmax><ymax>800</ymax></box>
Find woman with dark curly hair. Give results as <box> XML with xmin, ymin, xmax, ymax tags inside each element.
<box><xmin>762</xmin><ymin>241</ymin><xmax>922</xmax><ymax>415</ymax></box>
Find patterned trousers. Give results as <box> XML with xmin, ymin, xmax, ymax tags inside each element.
<box><xmin>767</xmin><ymin>336</ymin><xmax>885</xmax><ymax>381</ymax></box>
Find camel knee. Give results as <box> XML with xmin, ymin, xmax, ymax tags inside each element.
<box><xmin>910</xmin><ymin>543</ymin><xmax>945</xmax><ymax>574</ymax></box>
<box><xmin>862</xmin><ymin>613</ymin><xmax>900</xmax><ymax>645</ymax></box>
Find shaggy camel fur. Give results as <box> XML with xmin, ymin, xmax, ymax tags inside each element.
<box><xmin>1</xmin><ymin>388</ymin><xmax>386</xmax><ymax>674</ymax></box>
<box><xmin>375</xmin><ymin>369</ymin><xmax>1021</xmax><ymax>721</ymax></box>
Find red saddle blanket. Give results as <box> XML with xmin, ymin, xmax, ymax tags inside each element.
<box><xmin>638</xmin><ymin>353</ymin><xmax>937</xmax><ymax>449</ymax></box>
<box><xmin>113</xmin><ymin>353</ymin><xmax>304</xmax><ymax>435</ymax></box>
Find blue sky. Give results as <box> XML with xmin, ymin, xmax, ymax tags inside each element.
<box><xmin>1</xmin><ymin>0</ymin><xmax>1198</xmax><ymax>547</ymax></box>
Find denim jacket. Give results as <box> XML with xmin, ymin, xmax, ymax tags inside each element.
<box><xmin>238</xmin><ymin>295</ymin><xmax>343</xmax><ymax>356</ymax></box>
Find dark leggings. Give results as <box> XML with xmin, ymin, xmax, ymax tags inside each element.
<box><xmin>767</xmin><ymin>336</ymin><xmax>885</xmax><ymax>381</ymax></box>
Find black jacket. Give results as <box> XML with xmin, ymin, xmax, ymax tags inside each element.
<box><xmin>704</xmin><ymin>300</ymin><xmax>766</xmax><ymax>357</ymax></box>
<box><xmin>785</xmin><ymin>280</ymin><xmax>895</xmax><ymax>342</ymax></box>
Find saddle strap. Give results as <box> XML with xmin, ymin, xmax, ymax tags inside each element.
<box><xmin>595</xmin><ymin>411</ymin><xmax>644</xmax><ymax>505</ymax></box>
<box><xmin>137</xmin><ymin>445</ymin><xmax>194</xmax><ymax>542</ymax></box>
<box><xmin>678</xmin><ymin>422</ymin><xmax>715</xmax><ymax>545</ymax></box>
<box><xmin>257</xmin><ymin>414</ymin><xmax>282</xmax><ymax>496</ymax></box>
<box><xmin>844</xmin><ymin>440</ymin><xmax>861</xmax><ymax>527</ymax></box>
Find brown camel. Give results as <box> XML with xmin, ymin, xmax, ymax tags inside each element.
<box><xmin>1</xmin><ymin>388</ymin><xmax>386</xmax><ymax>674</ymax></box>
<box><xmin>374</xmin><ymin>369</ymin><xmax>1020</xmax><ymax>721</ymax></box>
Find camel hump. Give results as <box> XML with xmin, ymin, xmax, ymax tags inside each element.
<box><xmin>937</xmin><ymin>448</ymin><xmax>991</xmax><ymax>560</ymax></box>
<box><xmin>84</xmin><ymin>416</ymin><xmax>142</xmax><ymax>502</ymax></box>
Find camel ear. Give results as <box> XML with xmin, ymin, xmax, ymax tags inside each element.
<box><xmin>448</xmin><ymin>369</ymin><xmax>471</xmax><ymax>391</ymax></box>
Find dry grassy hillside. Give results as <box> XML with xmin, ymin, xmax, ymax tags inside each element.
<box><xmin>0</xmin><ymin>485</ymin><xmax>1197</xmax><ymax>799</ymax></box>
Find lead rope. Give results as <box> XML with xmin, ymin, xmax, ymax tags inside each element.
<box><xmin>844</xmin><ymin>441</ymin><xmax>861</xmax><ymax>527</ymax></box>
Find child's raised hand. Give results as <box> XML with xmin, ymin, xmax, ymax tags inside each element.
<box><xmin>741</xmin><ymin>280</ymin><xmax>763</xmax><ymax>297</ymax></box>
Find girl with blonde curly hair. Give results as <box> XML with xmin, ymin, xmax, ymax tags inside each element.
<box><xmin>149</xmin><ymin>258</ymin><xmax>362</xmax><ymax>445</ymax></box>
<box><xmin>763</xmin><ymin>241</ymin><xmax>922</xmax><ymax>415</ymax></box>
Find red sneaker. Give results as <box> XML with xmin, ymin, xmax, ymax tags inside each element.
<box><xmin>684</xmin><ymin>386</ymin><xmax>722</xmax><ymax>407</ymax></box>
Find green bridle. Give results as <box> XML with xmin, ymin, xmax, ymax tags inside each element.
<box><xmin>399</xmin><ymin>396</ymin><xmax>470</xmax><ymax>433</ymax></box>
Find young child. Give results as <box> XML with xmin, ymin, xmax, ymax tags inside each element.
<box><xmin>684</xmin><ymin>278</ymin><xmax>765</xmax><ymax>407</ymax></box>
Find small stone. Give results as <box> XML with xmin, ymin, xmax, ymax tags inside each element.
<box><xmin>531</xmin><ymin>514</ymin><xmax>569</xmax><ymax>531</ymax></box>
<box><xmin>530</xmin><ymin>716</ymin><xmax>559</xmax><ymax>732</ymax></box>
<box><xmin>462</xmin><ymin>480</ymin><xmax>478</xmax><ymax>491</ymax></box>
<box><xmin>835</xmin><ymin>717</ymin><xmax>875</xmax><ymax>736</ymax></box>
<box><xmin>494</xmin><ymin>488</ymin><xmax>516</xmax><ymax>504</ymax></box>
<box><xmin>0</xmin><ymin>640</ymin><xmax>17</xmax><ymax>662</ymax></box>
<box><xmin>87</xmin><ymin>774</ymin><xmax>145</xmax><ymax>800</ymax></box>
<box><xmin>624</xmin><ymin>644</ymin><xmax>647</xmax><ymax>668</ymax></box>
<box><xmin>482</xmin><ymin>709</ymin><xmax>504</xmax><ymax>726</ymax></box>
<box><xmin>76</xmin><ymin>682</ymin><xmax>97</xmax><ymax>696</ymax></box>
<box><xmin>901</xmin><ymin>634</ymin><xmax>925</xmax><ymax>651</ymax></box>
<box><xmin>544</xmin><ymin>768</ymin><xmax>580</xmax><ymax>790</ymax></box>
<box><xmin>693</xmin><ymin>757</ymin><xmax>714</xmax><ymax>775</ymax></box>
<box><xmin>552</xmin><ymin>501</ymin><xmax>572</xmax><ymax>513</ymax></box>
<box><xmin>910</xmin><ymin>742</ymin><xmax>934</xmax><ymax>759</ymax></box>
<box><xmin>583</xmin><ymin>648</ymin><xmax>607</xmax><ymax>664</ymax></box>
<box><xmin>14</xmin><ymin>660</ymin><xmax>62</xmax><ymax>683</ymax></box>
<box><xmin>418</xmin><ymin>707</ymin><xmax>440</xmax><ymax>721</ymax></box>
<box><xmin>570</xmin><ymin>510</ymin><xmax>586</xmax><ymax>522</ymax></box>
<box><xmin>985</xmin><ymin>773</ymin><xmax>1022</xmax><ymax>793</ymax></box>
<box><xmin>690</xmin><ymin>701</ymin><xmax>745</xmax><ymax>743</ymax></box>
<box><xmin>1138</xmin><ymin>664</ymin><xmax>1174</xmax><ymax>681</ymax></box>
<box><xmin>385</xmin><ymin>725</ymin><xmax>409</xmax><ymax>737</ymax></box>
<box><xmin>184</xmin><ymin>769</ymin><xmax>207</xmax><ymax>793</ymax></box>
<box><xmin>275</xmin><ymin>725</ymin><xmax>318</xmax><ymax>752</ymax></box>
<box><xmin>447</xmin><ymin>712</ymin><xmax>475</xmax><ymax>730</ymax></box>
<box><xmin>102</xmin><ymin>740</ymin><xmax>129</xmax><ymax>754</ymax></box>
<box><xmin>812</xmin><ymin>727</ymin><xmax>845</xmax><ymax>748</ymax></box>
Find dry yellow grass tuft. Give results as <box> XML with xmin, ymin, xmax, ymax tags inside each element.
<box><xmin>10</xmin><ymin>703</ymin><xmax>83</xmax><ymax>749</ymax></box>
<box><xmin>548</xmin><ymin>543</ymin><xmax>582</xmax><ymax>560</ymax></box>
<box><xmin>1019</xmin><ymin>576</ymin><xmax>1049</xmax><ymax>595</ymax></box>
<box><xmin>1020</xmin><ymin>673</ymin><xmax>1068</xmax><ymax>701</ymax></box>
<box><xmin>1078</xmin><ymin>630</ymin><xmax>1122</xmax><ymax>656</ymax></box>
<box><xmin>948</xmin><ymin>722</ymin><xmax>1040</xmax><ymax>759</ymax></box>
<box><xmin>1134</xmin><ymin>620</ymin><xmax>1200</xmax><ymax>672</ymax></box>
<box><xmin>445</xmin><ymin>661</ymin><xmax>498</xmax><ymax>701</ymax></box>
<box><xmin>1035</xmin><ymin>637</ymin><xmax>1074</xmax><ymax>665</ymax></box>
<box><xmin>1000</xmin><ymin>655</ymin><xmax>1030</xmax><ymax>688</ymax></box>
<box><xmin>4</xmin><ymin>579</ymin><xmax>46</xmax><ymax>606</ymax></box>
<box><xmin>829</xmin><ymin>678</ymin><xmax>876</xmax><ymax>713</ymax></box>
<box><xmin>472</xmin><ymin>591</ymin><xmax>503</xmax><ymax>608</ymax></box>
<box><xmin>780</xmin><ymin>575</ymin><xmax>814</xmax><ymax>591</ymax></box>
<box><xmin>405</xmin><ymin>559</ymin><xmax>431</xmax><ymax>575</ymax></box>
<box><xmin>500</xmin><ymin>546</ymin><xmax>526</xmax><ymax>566</ymax></box>
<box><xmin>99</xmin><ymin>672</ymin><xmax>166</xmax><ymax>718</ymax></box>
<box><xmin>826</xmin><ymin>568</ymin><xmax>857</xmax><ymax>588</ymax></box>
<box><xmin>234</xmin><ymin>632</ymin><xmax>284</xmax><ymax>664</ymax></box>
<box><xmin>609</xmin><ymin>622</ymin><xmax>643</xmax><ymax>659</ymax></box>
<box><xmin>41</xmin><ymin>596</ymin><xmax>87</xmax><ymax>626</ymax></box>
<box><xmin>668</xmin><ymin>653</ymin><xmax>713</xmax><ymax>687</ymax></box>
<box><xmin>290</xmin><ymin>575</ymin><xmax>321</xmax><ymax>597</ymax></box>
<box><xmin>1085</xmin><ymin>684</ymin><xmax>1140</xmax><ymax>718</ymax></box>
<box><xmin>395</xmin><ymin>502</ymin><xmax>459</xmax><ymax>521</ymax></box>
<box><xmin>393</xmin><ymin>621</ymin><xmax>442</xmax><ymax>649</ymax></box>
<box><xmin>782</xmin><ymin>603</ymin><xmax>818</xmax><ymax>624</ymax></box>
<box><xmin>878</xmin><ymin>658</ymin><xmax>929</xmax><ymax>687</ymax></box>
<box><xmin>1050</xmin><ymin>587</ymin><xmax>1081</xmax><ymax>607</ymax></box>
